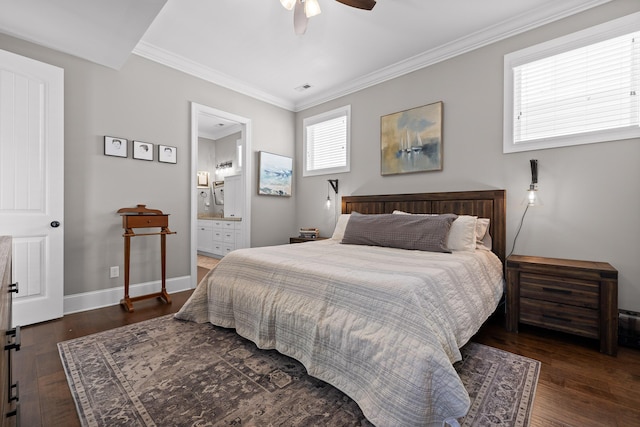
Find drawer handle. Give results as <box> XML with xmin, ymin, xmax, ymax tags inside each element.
<box><xmin>8</xmin><ymin>282</ymin><xmax>18</xmax><ymax>294</ymax></box>
<box><xmin>9</xmin><ymin>382</ymin><xmax>19</xmax><ymax>402</ymax></box>
<box><xmin>542</xmin><ymin>314</ymin><xmax>572</xmax><ymax>323</ymax></box>
<box><xmin>542</xmin><ymin>287</ymin><xmax>572</xmax><ymax>295</ymax></box>
<box><xmin>5</xmin><ymin>326</ymin><xmax>21</xmax><ymax>351</ymax></box>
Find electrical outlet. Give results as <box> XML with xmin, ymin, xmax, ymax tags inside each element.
<box><xmin>110</xmin><ymin>266</ymin><xmax>119</xmax><ymax>278</ymax></box>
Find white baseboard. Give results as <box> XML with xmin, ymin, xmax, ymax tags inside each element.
<box><xmin>63</xmin><ymin>275</ymin><xmax>194</xmax><ymax>315</ymax></box>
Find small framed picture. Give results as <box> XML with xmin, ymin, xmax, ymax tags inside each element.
<box><xmin>158</xmin><ymin>145</ymin><xmax>177</xmax><ymax>164</ymax></box>
<box><xmin>104</xmin><ymin>136</ymin><xmax>128</xmax><ymax>158</ymax></box>
<box><xmin>133</xmin><ymin>141</ymin><xmax>154</xmax><ymax>161</ymax></box>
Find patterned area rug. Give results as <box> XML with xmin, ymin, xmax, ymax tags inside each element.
<box><xmin>58</xmin><ymin>315</ymin><xmax>539</xmax><ymax>427</ymax></box>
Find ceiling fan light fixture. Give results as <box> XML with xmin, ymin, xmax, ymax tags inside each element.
<box><xmin>304</xmin><ymin>0</ymin><xmax>322</xmax><ymax>18</ymax></box>
<box><xmin>280</xmin><ymin>0</ymin><xmax>296</xmax><ymax>10</ymax></box>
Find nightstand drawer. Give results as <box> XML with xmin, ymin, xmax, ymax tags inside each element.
<box><xmin>520</xmin><ymin>298</ymin><xmax>599</xmax><ymax>339</ymax></box>
<box><xmin>520</xmin><ymin>272</ymin><xmax>599</xmax><ymax>309</ymax></box>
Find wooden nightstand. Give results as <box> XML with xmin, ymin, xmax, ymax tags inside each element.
<box><xmin>289</xmin><ymin>237</ymin><xmax>328</xmax><ymax>244</ymax></box>
<box><xmin>506</xmin><ymin>255</ymin><xmax>618</xmax><ymax>356</ymax></box>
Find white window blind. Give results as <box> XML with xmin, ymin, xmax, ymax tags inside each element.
<box><xmin>515</xmin><ymin>32</ymin><xmax>640</xmax><ymax>142</ymax></box>
<box><xmin>504</xmin><ymin>12</ymin><xmax>640</xmax><ymax>153</ymax></box>
<box><xmin>303</xmin><ymin>105</ymin><xmax>350</xmax><ymax>176</ymax></box>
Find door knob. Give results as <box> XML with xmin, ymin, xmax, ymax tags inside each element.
<box><xmin>50</xmin><ymin>221</ymin><xmax>60</xmax><ymax>228</ymax></box>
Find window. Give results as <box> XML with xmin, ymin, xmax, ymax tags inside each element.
<box><xmin>504</xmin><ymin>12</ymin><xmax>640</xmax><ymax>153</ymax></box>
<box><xmin>303</xmin><ymin>105</ymin><xmax>350</xmax><ymax>176</ymax></box>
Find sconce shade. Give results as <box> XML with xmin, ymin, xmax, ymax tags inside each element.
<box><xmin>305</xmin><ymin>0</ymin><xmax>322</xmax><ymax>17</ymax></box>
<box><xmin>326</xmin><ymin>179</ymin><xmax>338</xmax><ymax>209</ymax></box>
<box><xmin>280</xmin><ymin>0</ymin><xmax>296</xmax><ymax>10</ymax></box>
<box><xmin>527</xmin><ymin>187</ymin><xmax>537</xmax><ymax>206</ymax></box>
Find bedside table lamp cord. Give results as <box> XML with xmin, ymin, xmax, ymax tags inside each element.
<box><xmin>508</xmin><ymin>159</ymin><xmax>538</xmax><ymax>258</ymax></box>
<box><xmin>508</xmin><ymin>203</ymin><xmax>529</xmax><ymax>258</ymax></box>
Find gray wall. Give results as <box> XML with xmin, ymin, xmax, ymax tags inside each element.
<box><xmin>294</xmin><ymin>0</ymin><xmax>640</xmax><ymax>311</ymax></box>
<box><xmin>0</xmin><ymin>33</ymin><xmax>295</xmax><ymax>297</ymax></box>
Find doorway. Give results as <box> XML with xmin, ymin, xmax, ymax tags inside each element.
<box><xmin>190</xmin><ymin>103</ymin><xmax>252</xmax><ymax>288</ymax></box>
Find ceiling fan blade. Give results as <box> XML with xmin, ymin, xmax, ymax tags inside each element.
<box><xmin>335</xmin><ymin>0</ymin><xmax>376</xmax><ymax>10</ymax></box>
<box><xmin>293</xmin><ymin>0</ymin><xmax>309</xmax><ymax>35</ymax></box>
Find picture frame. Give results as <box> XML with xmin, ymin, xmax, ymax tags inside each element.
<box><xmin>197</xmin><ymin>171</ymin><xmax>210</xmax><ymax>187</ymax></box>
<box><xmin>380</xmin><ymin>101</ymin><xmax>443</xmax><ymax>175</ymax></box>
<box><xmin>104</xmin><ymin>136</ymin><xmax>128</xmax><ymax>158</ymax></box>
<box><xmin>133</xmin><ymin>141</ymin><xmax>154</xmax><ymax>161</ymax></box>
<box><xmin>158</xmin><ymin>145</ymin><xmax>177</xmax><ymax>164</ymax></box>
<box><xmin>258</xmin><ymin>151</ymin><xmax>293</xmax><ymax>197</ymax></box>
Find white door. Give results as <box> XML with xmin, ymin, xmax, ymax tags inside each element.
<box><xmin>0</xmin><ymin>49</ymin><xmax>64</xmax><ymax>326</ymax></box>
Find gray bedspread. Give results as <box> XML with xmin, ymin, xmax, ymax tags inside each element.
<box><xmin>176</xmin><ymin>239</ymin><xmax>504</xmax><ymax>426</ymax></box>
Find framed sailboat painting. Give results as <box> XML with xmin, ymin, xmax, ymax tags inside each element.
<box><xmin>380</xmin><ymin>101</ymin><xmax>443</xmax><ymax>175</ymax></box>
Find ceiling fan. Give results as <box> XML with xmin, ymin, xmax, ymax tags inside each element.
<box><xmin>280</xmin><ymin>0</ymin><xmax>376</xmax><ymax>35</ymax></box>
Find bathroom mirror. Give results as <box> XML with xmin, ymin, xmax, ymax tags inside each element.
<box><xmin>212</xmin><ymin>181</ymin><xmax>224</xmax><ymax>205</ymax></box>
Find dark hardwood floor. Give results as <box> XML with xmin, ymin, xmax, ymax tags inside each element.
<box><xmin>15</xmin><ymin>267</ymin><xmax>640</xmax><ymax>426</ymax></box>
<box><xmin>474</xmin><ymin>316</ymin><xmax>640</xmax><ymax>427</ymax></box>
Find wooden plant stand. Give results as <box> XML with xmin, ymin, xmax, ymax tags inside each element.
<box><xmin>117</xmin><ymin>204</ymin><xmax>176</xmax><ymax>312</ymax></box>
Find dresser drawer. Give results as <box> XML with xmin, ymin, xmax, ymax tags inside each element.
<box><xmin>520</xmin><ymin>298</ymin><xmax>599</xmax><ymax>339</ymax></box>
<box><xmin>520</xmin><ymin>272</ymin><xmax>599</xmax><ymax>309</ymax></box>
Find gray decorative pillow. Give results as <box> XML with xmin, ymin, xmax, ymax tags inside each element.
<box><xmin>341</xmin><ymin>212</ymin><xmax>457</xmax><ymax>253</ymax></box>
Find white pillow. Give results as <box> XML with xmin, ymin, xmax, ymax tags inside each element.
<box><xmin>476</xmin><ymin>218</ymin><xmax>492</xmax><ymax>251</ymax></box>
<box><xmin>446</xmin><ymin>215</ymin><xmax>478</xmax><ymax>252</ymax></box>
<box><xmin>476</xmin><ymin>218</ymin><xmax>490</xmax><ymax>242</ymax></box>
<box><xmin>331</xmin><ymin>214</ymin><xmax>351</xmax><ymax>240</ymax></box>
<box><xmin>392</xmin><ymin>210</ymin><xmax>477</xmax><ymax>252</ymax></box>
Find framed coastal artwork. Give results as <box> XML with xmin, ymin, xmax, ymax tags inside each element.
<box><xmin>258</xmin><ymin>151</ymin><xmax>293</xmax><ymax>197</ymax></box>
<box><xmin>380</xmin><ymin>101</ymin><xmax>443</xmax><ymax>175</ymax></box>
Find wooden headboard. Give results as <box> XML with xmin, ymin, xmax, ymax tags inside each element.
<box><xmin>342</xmin><ymin>190</ymin><xmax>506</xmax><ymax>263</ymax></box>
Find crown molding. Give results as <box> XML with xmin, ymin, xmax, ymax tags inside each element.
<box><xmin>294</xmin><ymin>0</ymin><xmax>612</xmax><ymax>111</ymax></box>
<box><xmin>134</xmin><ymin>0</ymin><xmax>611</xmax><ymax>113</ymax></box>
<box><xmin>133</xmin><ymin>41</ymin><xmax>296</xmax><ymax>111</ymax></box>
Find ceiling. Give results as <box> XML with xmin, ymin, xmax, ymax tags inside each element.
<box><xmin>0</xmin><ymin>0</ymin><xmax>610</xmax><ymax>112</ymax></box>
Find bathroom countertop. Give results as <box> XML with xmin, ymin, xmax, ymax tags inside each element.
<box><xmin>197</xmin><ymin>214</ymin><xmax>242</xmax><ymax>221</ymax></box>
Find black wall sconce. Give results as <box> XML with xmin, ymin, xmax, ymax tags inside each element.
<box><xmin>326</xmin><ymin>179</ymin><xmax>339</xmax><ymax>209</ymax></box>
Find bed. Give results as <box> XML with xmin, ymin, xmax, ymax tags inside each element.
<box><xmin>177</xmin><ymin>190</ymin><xmax>506</xmax><ymax>426</ymax></box>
